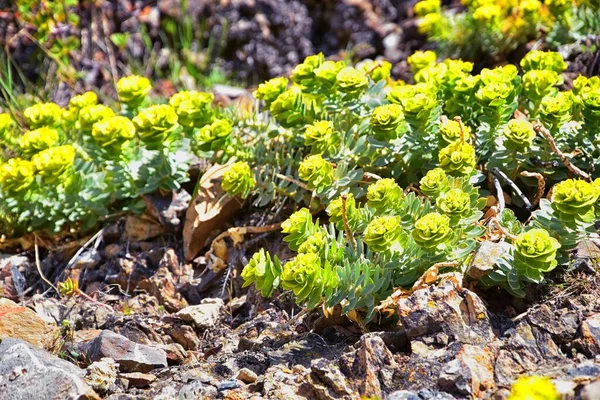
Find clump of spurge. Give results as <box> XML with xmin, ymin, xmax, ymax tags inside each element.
<box><xmin>219</xmin><ymin>50</ymin><xmax>600</xmax><ymax>320</ymax></box>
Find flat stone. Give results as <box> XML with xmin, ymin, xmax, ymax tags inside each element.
<box><xmin>118</xmin><ymin>372</ymin><xmax>156</xmax><ymax>388</ymax></box>
<box><xmin>179</xmin><ymin>380</ymin><xmax>218</xmax><ymax>399</ymax></box>
<box><xmin>176</xmin><ymin>298</ymin><xmax>224</xmax><ymax>329</ymax></box>
<box><xmin>0</xmin><ymin>338</ymin><xmax>99</xmax><ymax>400</ymax></box>
<box><xmin>87</xmin><ymin>330</ymin><xmax>167</xmax><ymax>373</ymax></box>
<box><xmin>0</xmin><ymin>298</ymin><xmax>59</xmax><ymax>350</ymax></box>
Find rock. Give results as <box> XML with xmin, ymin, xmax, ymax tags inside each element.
<box><xmin>494</xmin><ymin>321</ymin><xmax>563</xmax><ymax>385</ymax></box>
<box><xmin>308</xmin><ymin>358</ymin><xmax>356</xmax><ymax>399</ymax></box>
<box><xmin>339</xmin><ymin>334</ymin><xmax>397</xmax><ymax>398</ymax></box>
<box><xmin>0</xmin><ymin>298</ymin><xmax>59</xmax><ymax>350</ymax></box>
<box><xmin>179</xmin><ymin>380</ymin><xmax>219</xmax><ymax>399</ymax></box>
<box><xmin>160</xmin><ymin>343</ymin><xmax>187</xmax><ymax>365</ymax></box>
<box><xmin>118</xmin><ymin>372</ymin><xmax>156</xmax><ymax>388</ymax></box>
<box><xmin>581</xmin><ymin>379</ymin><xmax>600</xmax><ymax>400</ymax></box>
<box><xmin>176</xmin><ymin>298</ymin><xmax>224</xmax><ymax>329</ymax></box>
<box><xmin>143</xmin><ymin>189</ymin><xmax>191</xmax><ymax>230</ymax></box>
<box><xmin>387</xmin><ymin>391</ymin><xmax>421</xmax><ymax>400</ymax></box>
<box><xmin>87</xmin><ymin>330</ymin><xmax>168</xmax><ymax>373</ymax></box>
<box><xmin>398</xmin><ymin>280</ymin><xmax>495</xmax><ymax>346</ymax></box>
<box><xmin>0</xmin><ymin>255</ymin><xmax>29</xmax><ymax>300</ymax></box>
<box><xmin>0</xmin><ymin>338</ymin><xmax>99</xmax><ymax>400</ymax></box>
<box><xmin>236</xmin><ymin>368</ymin><xmax>258</xmax><ymax>384</ymax></box>
<box><xmin>122</xmin><ymin>214</ymin><xmax>165</xmax><ymax>242</ymax></box>
<box><xmin>182</xmin><ymin>162</ymin><xmax>243</xmax><ymax>261</ymax></box>
<box><xmin>468</xmin><ymin>241</ymin><xmax>511</xmax><ymax>280</ymax></box>
<box><xmin>166</xmin><ymin>323</ymin><xmax>201</xmax><ymax>350</ymax></box>
<box><xmin>574</xmin><ymin>314</ymin><xmax>600</xmax><ymax>357</ymax></box>
<box><xmin>137</xmin><ymin>265</ymin><xmax>188</xmax><ymax>312</ymax></box>
<box><xmin>438</xmin><ymin>344</ymin><xmax>496</xmax><ymax>397</ymax></box>
<box><xmin>85</xmin><ymin>358</ymin><xmax>118</xmax><ymax>393</ymax></box>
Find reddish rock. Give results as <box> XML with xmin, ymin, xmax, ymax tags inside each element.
<box><xmin>0</xmin><ymin>298</ymin><xmax>59</xmax><ymax>350</ymax></box>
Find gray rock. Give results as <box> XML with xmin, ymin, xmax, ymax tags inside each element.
<box><xmin>85</xmin><ymin>358</ymin><xmax>118</xmax><ymax>393</ymax></box>
<box><xmin>176</xmin><ymin>298</ymin><xmax>224</xmax><ymax>329</ymax></box>
<box><xmin>309</xmin><ymin>358</ymin><xmax>356</xmax><ymax>399</ymax></box>
<box><xmin>0</xmin><ymin>338</ymin><xmax>98</xmax><ymax>400</ymax></box>
<box><xmin>179</xmin><ymin>380</ymin><xmax>218</xmax><ymax>399</ymax></box>
<box><xmin>437</xmin><ymin>344</ymin><xmax>496</xmax><ymax>397</ymax></box>
<box><xmin>398</xmin><ymin>281</ymin><xmax>495</xmax><ymax>346</ymax></box>
<box><xmin>581</xmin><ymin>379</ymin><xmax>600</xmax><ymax>400</ymax></box>
<box><xmin>118</xmin><ymin>372</ymin><xmax>156</xmax><ymax>388</ymax></box>
<box><xmin>387</xmin><ymin>391</ymin><xmax>420</xmax><ymax>400</ymax></box>
<box><xmin>87</xmin><ymin>330</ymin><xmax>167</xmax><ymax>373</ymax></box>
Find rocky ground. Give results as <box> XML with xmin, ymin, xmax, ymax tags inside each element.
<box><xmin>1</xmin><ymin>181</ymin><xmax>600</xmax><ymax>399</ymax></box>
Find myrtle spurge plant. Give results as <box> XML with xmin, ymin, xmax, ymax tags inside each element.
<box><xmin>0</xmin><ymin>76</ymin><xmax>221</xmax><ymax>237</ymax></box>
<box><xmin>230</xmin><ymin>50</ymin><xmax>600</xmax><ymax>320</ymax></box>
<box><xmin>414</xmin><ymin>0</ymin><xmax>600</xmax><ymax>59</ymax></box>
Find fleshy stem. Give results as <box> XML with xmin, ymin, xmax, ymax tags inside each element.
<box><xmin>341</xmin><ymin>195</ymin><xmax>356</xmax><ymax>249</ymax></box>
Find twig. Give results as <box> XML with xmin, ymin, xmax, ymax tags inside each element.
<box><xmin>274</xmin><ymin>173</ymin><xmax>310</xmax><ymax>191</ymax></box>
<box><xmin>534</xmin><ymin>123</ymin><xmax>592</xmax><ymax>182</ymax></box>
<box><xmin>489</xmin><ymin>217</ymin><xmax>519</xmax><ymax>241</ymax></box>
<box><xmin>100</xmin><ymin>12</ymin><xmax>120</xmax><ymax>97</ymax></box>
<box><xmin>520</xmin><ymin>171</ymin><xmax>545</xmax><ymax>208</ymax></box>
<box><xmin>341</xmin><ymin>195</ymin><xmax>356</xmax><ymax>249</ymax></box>
<box><xmin>64</xmin><ymin>228</ymin><xmax>104</xmax><ymax>272</ymax></box>
<box><xmin>34</xmin><ymin>235</ymin><xmax>59</xmax><ymax>294</ymax></box>
<box><xmin>490</xmin><ymin>167</ymin><xmax>532</xmax><ymax>210</ymax></box>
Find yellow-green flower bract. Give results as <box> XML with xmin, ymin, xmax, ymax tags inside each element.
<box><xmin>19</xmin><ymin>127</ymin><xmax>60</xmax><ymax>156</ymax></box>
<box><xmin>439</xmin><ymin>119</ymin><xmax>471</xmax><ymax>144</ymax></box>
<box><xmin>254</xmin><ymin>77</ymin><xmax>289</xmax><ymax>105</ymax></box>
<box><xmin>412</xmin><ymin>212</ymin><xmax>451</xmax><ymax>248</ymax></box>
<box><xmin>413</xmin><ymin>0</ymin><xmax>441</xmax><ymax>16</ymax></box>
<box><xmin>280</xmin><ymin>252</ymin><xmax>322</xmax><ymax>303</ymax></box>
<box><xmin>117</xmin><ymin>75</ymin><xmax>152</xmax><ymax>108</ymax></box>
<box><xmin>503</xmin><ymin>119</ymin><xmax>536</xmax><ymax>150</ymax></box>
<box><xmin>514</xmin><ymin>229</ymin><xmax>560</xmax><ymax>275</ymax></box>
<box><xmin>291</xmin><ymin>53</ymin><xmax>325</xmax><ymax>89</ymax></box>
<box><xmin>241</xmin><ymin>249</ymin><xmax>282</xmax><ymax>298</ymax></box>
<box><xmin>23</xmin><ymin>102</ymin><xmax>62</xmax><ymax>129</ymax></box>
<box><xmin>133</xmin><ymin>104</ymin><xmax>180</xmax><ymax>148</ymax></box>
<box><xmin>472</xmin><ymin>4</ymin><xmax>502</xmax><ymax>25</ymax></box>
<box><xmin>420</xmin><ymin>168</ymin><xmax>449</xmax><ymax>198</ymax></box>
<box><xmin>221</xmin><ymin>161</ymin><xmax>255</xmax><ymax>199</ymax></box>
<box><xmin>407</xmin><ymin>50</ymin><xmax>437</xmax><ymax>73</ymax></box>
<box><xmin>436</xmin><ymin>188</ymin><xmax>471</xmax><ymax>219</ymax></box>
<box><xmin>358</xmin><ymin>59</ymin><xmax>392</xmax><ymax>82</ymax></box>
<box><xmin>364</xmin><ymin>215</ymin><xmax>403</xmax><ymax>252</ymax></box>
<box><xmin>439</xmin><ymin>141</ymin><xmax>477</xmax><ymax>176</ymax></box>
<box><xmin>480</xmin><ymin>65</ymin><xmax>518</xmax><ymax>85</ymax></box>
<box><xmin>551</xmin><ymin>179</ymin><xmax>599</xmax><ymax>217</ymax></box>
<box><xmin>335</xmin><ymin>67</ymin><xmax>369</xmax><ymax>98</ymax></box>
<box><xmin>91</xmin><ymin>116</ymin><xmax>136</xmax><ymax>151</ymax></box>
<box><xmin>168</xmin><ymin>90</ymin><xmax>214</xmax><ymax>129</ymax></box>
<box><xmin>281</xmin><ymin>208</ymin><xmax>316</xmax><ymax>251</ymax></box>
<box><xmin>32</xmin><ymin>145</ymin><xmax>76</xmax><ymax>184</ymax></box>
<box><xmin>418</xmin><ymin>12</ymin><xmax>444</xmax><ymax>35</ymax></box>
<box><xmin>0</xmin><ymin>113</ymin><xmax>16</xmax><ymax>145</ymax></box>
<box><xmin>539</xmin><ymin>91</ymin><xmax>573</xmax><ymax>127</ymax></box>
<box><xmin>269</xmin><ymin>86</ymin><xmax>305</xmax><ymax>127</ymax></box>
<box><xmin>0</xmin><ymin>158</ymin><xmax>35</xmax><ymax>194</ymax></box>
<box><xmin>475</xmin><ymin>82</ymin><xmax>512</xmax><ymax>107</ymax></box>
<box><xmin>195</xmin><ymin>118</ymin><xmax>233</xmax><ymax>152</ymax></box>
<box><xmin>298</xmin><ymin>154</ymin><xmax>334</xmax><ymax>190</ymax></box>
<box><xmin>78</xmin><ymin>104</ymin><xmax>115</xmax><ymax>132</ymax></box>
<box><xmin>69</xmin><ymin>91</ymin><xmax>98</xmax><ymax>110</ymax></box>
<box><xmin>370</xmin><ymin>104</ymin><xmax>405</xmax><ymax>141</ymax></box>
<box><xmin>298</xmin><ymin>230</ymin><xmax>328</xmax><ymax>256</ymax></box>
<box><xmin>367</xmin><ymin>178</ymin><xmax>403</xmax><ymax>211</ymax></box>
<box><xmin>507</xmin><ymin>376</ymin><xmax>560</xmax><ymax>400</ymax></box>
<box><xmin>304</xmin><ymin>120</ymin><xmax>337</xmax><ymax>154</ymax></box>
<box><xmin>522</xmin><ymin>70</ymin><xmax>562</xmax><ymax>101</ymax></box>
<box><xmin>314</xmin><ymin>61</ymin><xmax>346</xmax><ymax>88</ymax></box>
<box><xmin>520</xmin><ymin>50</ymin><xmax>567</xmax><ymax>73</ymax></box>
